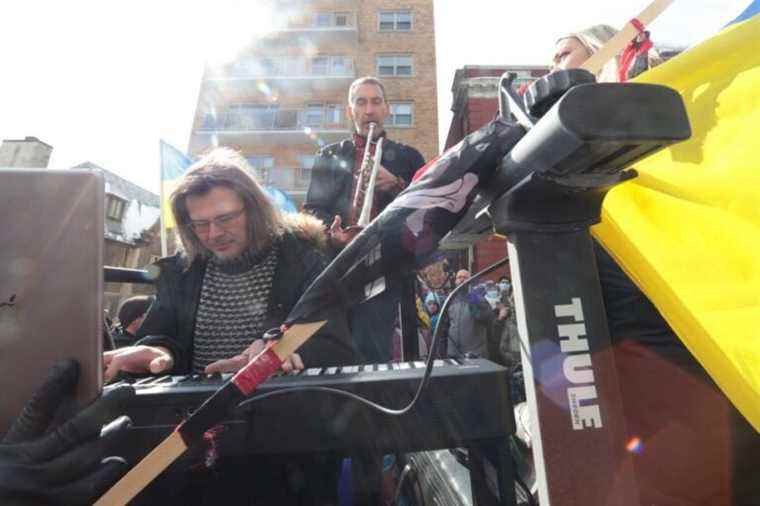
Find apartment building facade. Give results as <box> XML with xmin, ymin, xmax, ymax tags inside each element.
<box><xmin>188</xmin><ymin>0</ymin><xmax>438</xmax><ymax>208</ymax></box>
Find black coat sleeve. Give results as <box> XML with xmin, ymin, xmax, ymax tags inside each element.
<box><xmin>400</xmin><ymin>145</ymin><xmax>426</xmax><ymax>184</ymax></box>
<box><xmin>303</xmin><ymin>149</ymin><xmax>339</xmax><ymax>226</ymax></box>
<box><xmin>134</xmin><ymin>261</ymin><xmax>192</xmax><ymax>373</ymax></box>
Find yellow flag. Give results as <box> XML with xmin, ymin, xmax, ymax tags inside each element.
<box><xmin>161</xmin><ymin>179</ymin><xmax>181</xmax><ymax>229</ymax></box>
<box><xmin>159</xmin><ymin>141</ymin><xmax>192</xmax><ymax>230</ymax></box>
<box><xmin>593</xmin><ymin>15</ymin><xmax>760</xmax><ymax>429</ymax></box>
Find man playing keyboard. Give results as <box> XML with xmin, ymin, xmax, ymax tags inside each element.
<box><xmin>102</xmin><ymin>148</ymin><xmax>353</xmax><ymax>505</ymax></box>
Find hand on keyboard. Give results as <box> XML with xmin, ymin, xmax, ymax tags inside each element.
<box><xmin>103</xmin><ymin>345</ymin><xmax>174</xmax><ymax>382</ymax></box>
<box><xmin>205</xmin><ymin>339</ymin><xmax>304</xmax><ymax>374</ymax></box>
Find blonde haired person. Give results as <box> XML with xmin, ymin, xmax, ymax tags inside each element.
<box><xmin>553</xmin><ymin>23</ymin><xmax>662</xmax><ymax>82</ymax></box>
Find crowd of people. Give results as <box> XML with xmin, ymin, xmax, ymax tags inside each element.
<box><xmin>415</xmin><ymin>271</ymin><xmax>520</xmax><ymax>367</ymax></box>
<box><xmin>2</xmin><ymin>20</ymin><xmax>758</xmax><ymax>506</ymax></box>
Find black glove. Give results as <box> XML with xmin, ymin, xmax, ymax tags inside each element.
<box><xmin>0</xmin><ymin>359</ymin><xmax>135</xmax><ymax>506</ymax></box>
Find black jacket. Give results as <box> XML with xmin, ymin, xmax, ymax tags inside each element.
<box><xmin>303</xmin><ymin>136</ymin><xmax>426</xmax><ymax>226</ymax></box>
<box><xmin>136</xmin><ymin>231</ymin><xmax>353</xmax><ymax>373</ymax></box>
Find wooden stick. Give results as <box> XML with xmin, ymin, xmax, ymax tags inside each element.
<box><xmin>95</xmin><ymin>320</ymin><xmax>326</xmax><ymax>505</ymax></box>
<box><xmin>272</xmin><ymin>321</ymin><xmax>325</xmax><ymax>361</ymax></box>
<box><xmin>581</xmin><ymin>0</ymin><xmax>675</xmax><ymax>75</ymax></box>
<box><xmin>94</xmin><ymin>431</ymin><xmax>186</xmax><ymax>506</ymax></box>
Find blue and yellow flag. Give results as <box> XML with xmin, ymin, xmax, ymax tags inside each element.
<box><xmin>593</xmin><ymin>8</ymin><xmax>760</xmax><ymax>429</ymax></box>
<box><xmin>728</xmin><ymin>0</ymin><xmax>760</xmax><ymax>24</ymax></box>
<box><xmin>160</xmin><ymin>140</ymin><xmax>193</xmax><ymax>229</ymax></box>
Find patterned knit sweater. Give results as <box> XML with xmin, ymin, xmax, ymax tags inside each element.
<box><xmin>191</xmin><ymin>246</ymin><xmax>278</xmax><ymax>373</ymax></box>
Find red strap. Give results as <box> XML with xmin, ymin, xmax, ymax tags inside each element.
<box><xmin>618</xmin><ymin>17</ymin><xmax>653</xmax><ymax>82</ymax></box>
<box><xmin>630</xmin><ymin>17</ymin><xmax>646</xmax><ymax>33</ymax></box>
<box><xmin>231</xmin><ymin>342</ymin><xmax>282</xmax><ymax>396</ymax></box>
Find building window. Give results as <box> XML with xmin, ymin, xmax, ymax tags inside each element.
<box><xmin>331</xmin><ymin>56</ymin><xmax>352</xmax><ymax>76</ymax></box>
<box><xmin>298</xmin><ymin>155</ymin><xmax>315</xmax><ymax>184</ymax></box>
<box><xmin>388</xmin><ymin>103</ymin><xmax>413</xmax><ymax>127</ymax></box>
<box><xmin>258</xmin><ymin>58</ymin><xmax>278</xmax><ymax>76</ymax></box>
<box><xmin>274</xmin><ymin>109</ymin><xmax>299</xmax><ymax>129</ymax></box>
<box><xmin>106</xmin><ymin>194</ymin><xmax>127</xmax><ymax>221</ymax></box>
<box><xmin>236</xmin><ymin>56</ymin><xmax>308</xmax><ymax>77</ymax></box>
<box><xmin>247</xmin><ymin>156</ymin><xmax>273</xmax><ymax>184</ymax></box>
<box><xmin>302</xmin><ymin>104</ymin><xmax>341</xmax><ymax>127</ymax></box>
<box><xmin>379</xmin><ymin>10</ymin><xmax>412</xmax><ymax>31</ymax></box>
<box><xmin>335</xmin><ymin>12</ymin><xmax>350</xmax><ymax>26</ymax></box>
<box><xmin>283</xmin><ymin>56</ymin><xmax>306</xmax><ymax>75</ymax></box>
<box><xmin>311</xmin><ymin>57</ymin><xmax>329</xmax><ymax>76</ymax></box>
<box><xmin>310</xmin><ymin>55</ymin><xmax>353</xmax><ymax>76</ymax></box>
<box><xmin>325</xmin><ymin>104</ymin><xmax>342</xmax><ymax>125</ymax></box>
<box><xmin>225</xmin><ymin>105</ymin><xmax>278</xmax><ymax>130</ymax></box>
<box><xmin>247</xmin><ymin>155</ymin><xmax>274</xmax><ymax>169</ymax></box>
<box><xmin>201</xmin><ymin>113</ymin><xmax>216</xmax><ymax>130</ymax></box>
<box><xmin>376</xmin><ymin>55</ymin><xmax>413</xmax><ymax>77</ymax></box>
<box><xmin>315</xmin><ymin>12</ymin><xmax>332</xmax><ymax>27</ymax></box>
<box><xmin>304</xmin><ymin>104</ymin><xmax>324</xmax><ymax>127</ymax></box>
<box><xmin>313</xmin><ymin>12</ymin><xmax>353</xmax><ymax>28</ymax></box>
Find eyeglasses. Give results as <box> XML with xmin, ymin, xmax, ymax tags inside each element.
<box><xmin>186</xmin><ymin>208</ymin><xmax>245</xmax><ymax>236</ymax></box>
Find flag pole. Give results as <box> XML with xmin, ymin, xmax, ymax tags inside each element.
<box><xmin>159</xmin><ymin>140</ymin><xmax>168</xmax><ymax>257</ymax></box>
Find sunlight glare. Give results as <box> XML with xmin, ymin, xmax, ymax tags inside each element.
<box><xmin>192</xmin><ymin>1</ymin><xmax>284</xmax><ymax>67</ymax></box>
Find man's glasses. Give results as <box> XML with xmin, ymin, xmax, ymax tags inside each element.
<box><xmin>186</xmin><ymin>208</ymin><xmax>245</xmax><ymax>236</ymax></box>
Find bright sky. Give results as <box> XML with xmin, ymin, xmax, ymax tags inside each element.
<box><xmin>0</xmin><ymin>0</ymin><xmax>749</xmax><ymax>194</ymax></box>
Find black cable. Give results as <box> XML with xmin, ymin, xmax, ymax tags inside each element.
<box><xmin>513</xmin><ymin>467</ymin><xmax>536</xmax><ymax>506</ymax></box>
<box><xmin>392</xmin><ymin>462</ymin><xmax>414</xmax><ymax>505</ymax></box>
<box><xmin>391</xmin><ymin>457</ymin><xmax>427</xmax><ymax>506</ymax></box>
<box><xmin>509</xmin><ymin>436</ymin><xmax>537</xmax><ymax>506</ymax></box>
<box><xmin>237</xmin><ymin>256</ymin><xmax>510</xmax><ymax>417</ymax></box>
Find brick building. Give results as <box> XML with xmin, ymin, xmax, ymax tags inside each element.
<box><xmin>444</xmin><ymin>65</ymin><xmax>549</xmax><ymax>280</ymax></box>
<box><xmin>188</xmin><ymin>0</ymin><xmax>438</xmax><ymax>207</ymax></box>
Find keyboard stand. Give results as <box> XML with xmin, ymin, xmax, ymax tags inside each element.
<box><xmin>469</xmin><ymin>438</ymin><xmax>516</xmax><ymax>506</ymax></box>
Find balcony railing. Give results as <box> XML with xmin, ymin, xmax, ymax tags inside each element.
<box><xmin>254</xmin><ymin>25</ymin><xmax>358</xmax><ymax>45</ymax></box>
<box><xmin>207</xmin><ymin>68</ymin><xmax>355</xmax><ymax>81</ymax></box>
<box><xmin>198</xmin><ymin>108</ymin><xmax>346</xmax><ymax>132</ymax></box>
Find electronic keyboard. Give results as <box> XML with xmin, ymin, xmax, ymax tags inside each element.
<box><xmin>107</xmin><ymin>358</ymin><xmax>513</xmax><ymax>461</ymax></box>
